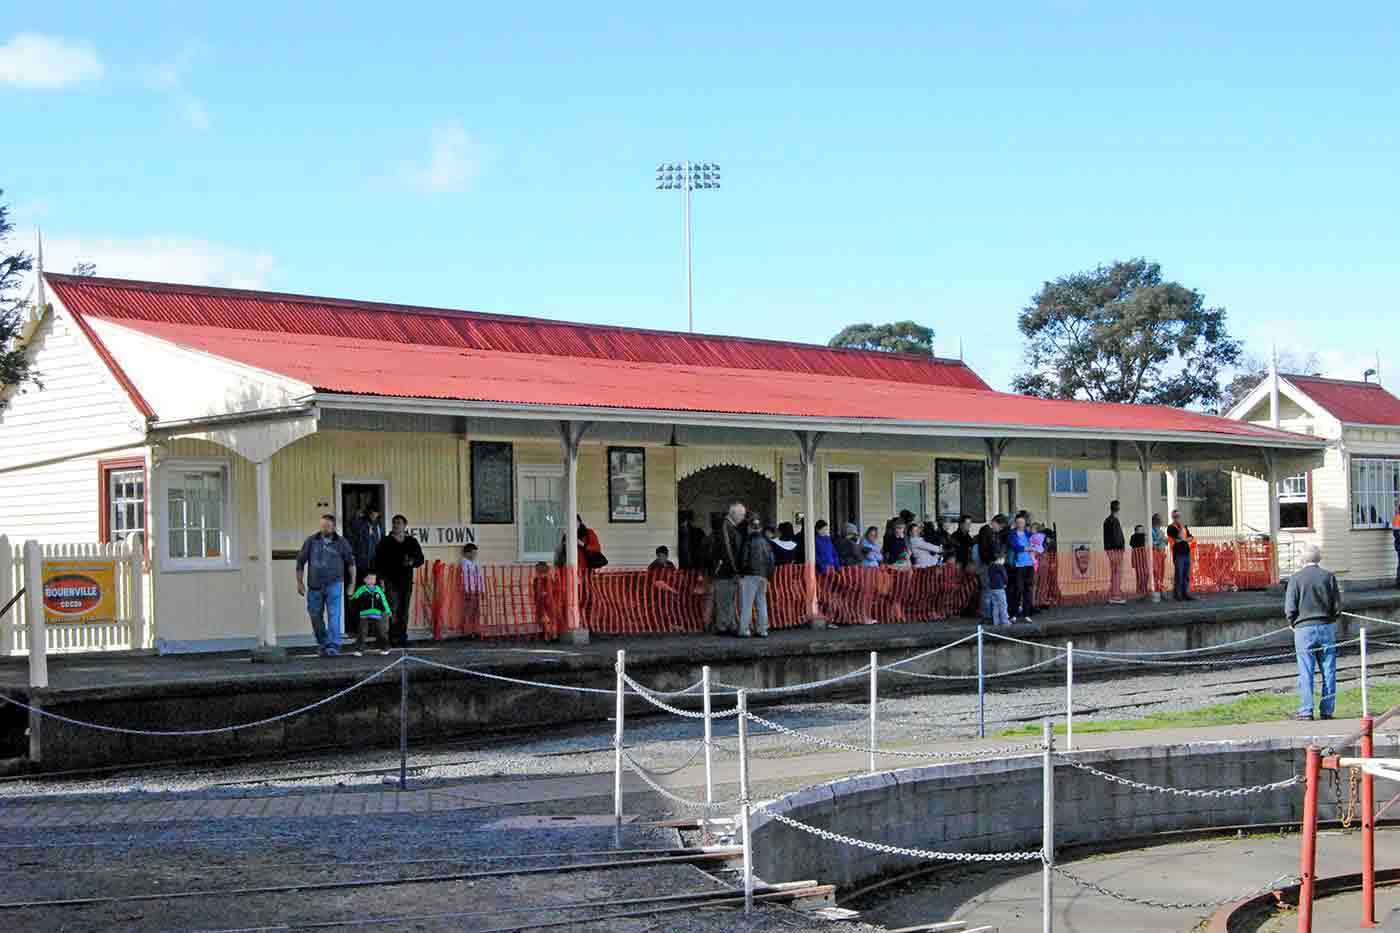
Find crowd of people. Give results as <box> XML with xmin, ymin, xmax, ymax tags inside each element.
<box><xmin>661</xmin><ymin>501</ymin><xmax>1204</xmax><ymax>636</ymax></box>
<box><xmin>294</xmin><ymin>499</ymin><xmax>1206</xmax><ymax>652</ymax></box>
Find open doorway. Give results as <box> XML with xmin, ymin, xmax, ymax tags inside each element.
<box><xmin>997</xmin><ymin>477</ymin><xmax>1017</xmax><ymax>517</ymax></box>
<box><xmin>828</xmin><ymin>470</ymin><xmax>861</xmax><ymax>532</ymax></box>
<box><xmin>336</xmin><ymin>478</ymin><xmax>388</xmax><ymax>558</ymax></box>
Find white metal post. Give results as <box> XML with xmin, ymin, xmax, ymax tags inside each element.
<box><xmin>702</xmin><ymin>665</ymin><xmax>714</xmax><ymax>814</ymax></box>
<box><xmin>977</xmin><ymin>624</ymin><xmax>986</xmax><ymax>738</ymax></box>
<box><xmin>1361</xmin><ymin>628</ymin><xmax>1370</xmax><ymax>718</ymax></box>
<box><xmin>868</xmin><ymin>651</ymin><xmax>879</xmax><ymax>773</ymax></box>
<box><xmin>1064</xmin><ymin>641</ymin><xmax>1074</xmax><ymax>752</ymax></box>
<box><xmin>684</xmin><ymin>162</ymin><xmax>694</xmax><ymax>333</ymax></box>
<box><xmin>614</xmin><ymin>649</ymin><xmax>626</xmax><ymax>837</ymax></box>
<box><xmin>22</xmin><ymin>541</ymin><xmax>47</xmax><ymax>688</ymax></box>
<box><xmin>1042</xmin><ymin>718</ymin><xmax>1055</xmax><ymax>933</ymax></box>
<box><xmin>738</xmin><ymin>689</ymin><xmax>754</xmax><ymax>915</ymax></box>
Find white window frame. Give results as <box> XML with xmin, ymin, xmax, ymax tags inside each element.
<box><xmin>159</xmin><ymin>458</ymin><xmax>238</xmax><ymax>572</ymax></box>
<box><xmin>1351</xmin><ymin>457</ymin><xmax>1400</xmax><ymax>530</ymax></box>
<box><xmin>518</xmin><ymin>464</ymin><xmax>565</xmax><ymax>562</ymax></box>
<box><xmin>1048</xmin><ymin>466</ymin><xmax>1089</xmax><ymax>498</ymax></box>
<box><xmin>1278</xmin><ymin>472</ymin><xmax>1308</xmax><ymax>502</ymax></box>
<box><xmin>891</xmin><ymin>472</ymin><xmax>930</xmax><ymax>522</ymax></box>
<box><xmin>106</xmin><ymin>466</ymin><xmax>146</xmax><ymax>542</ymax></box>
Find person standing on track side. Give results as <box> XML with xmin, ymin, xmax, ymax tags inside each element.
<box><xmin>375</xmin><ymin>514</ymin><xmax>425</xmax><ymax>649</ymax></box>
<box><xmin>295</xmin><ymin>514</ymin><xmax>355</xmax><ymax>658</ymax></box>
<box><xmin>710</xmin><ymin>502</ymin><xmax>746</xmax><ymax>635</ymax></box>
<box><xmin>1103</xmin><ymin>500</ymin><xmax>1126</xmax><ymax>605</ymax></box>
<box><xmin>1286</xmin><ymin>544</ymin><xmax>1342</xmax><ymax>721</ymax></box>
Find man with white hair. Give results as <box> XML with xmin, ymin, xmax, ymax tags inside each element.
<box><xmin>1285</xmin><ymin>544</ymin><xmax>1342</xmax><ymax>721</ymax></box>
<box><xmin>709</xmin><ymin>502</ymin><xmax>747</xmax><ymax>636</ymax></box>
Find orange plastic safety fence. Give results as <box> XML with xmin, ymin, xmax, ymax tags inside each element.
<box><xmin>410</xmin><ymin>538</ymin><xmax>1275</xmax><ymax>640</ymax></box>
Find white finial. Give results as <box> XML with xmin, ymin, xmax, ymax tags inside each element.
<box><xmin>34</xmin><ymin>227</ymin><xmax>45</xmax><ymax>314</ymax></box>
<box><xmin>958</xmin><ymin>337</ymin><xmax>964</xmax><ymax>362</ymax></box>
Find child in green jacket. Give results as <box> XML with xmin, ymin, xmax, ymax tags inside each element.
<box><xmin>350</xmin><ymin>572</ymin><xmax>393</xmax><ymax>657</ymax></box>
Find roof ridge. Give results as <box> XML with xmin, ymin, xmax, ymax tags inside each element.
<box><xmin>1283</xmin><ymin>372</ymin><xmax>1388</xmax><ymax>389</ymax></box>
<box><xmin>43</xmin><ymin>272</ymin><xmax>973</xmax><ymax>369</ymax></box>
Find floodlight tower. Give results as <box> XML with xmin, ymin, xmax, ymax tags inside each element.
<box><xmin>654</xmin><ymin>161</ymin><xmax>721</xmax><ymax>333</ymax></box>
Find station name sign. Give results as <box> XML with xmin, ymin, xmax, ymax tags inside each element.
<box><xmin>405</xmin><ymin>525</ymin><xmax>476</xmax><ymax>547</ymax></box>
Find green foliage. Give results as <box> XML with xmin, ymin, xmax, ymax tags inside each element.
<box><xmin>1012</xmin><ymin>258</ymin><xmax>1241</xmax><ymax>408</ymax></box>
<box><xmin>829</xmin><ymin>321</ymin><xmax>935</xmax><ymax>356</ymax></box>
<box><xmin>0</xmin><ymin>192</ymin><xmax>37</xmax><ymax>407</ymax></box>
<box><xmin>999</xmin><ymin>683</ymin><xmax>1400</xmax><ymax>737</ymax></box>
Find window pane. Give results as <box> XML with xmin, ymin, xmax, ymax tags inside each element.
<box><xmin>204</xmin><ymin>529</ymin><xmax>222</xmax><ymax>558</ymax></box>
<box><xmin>895</xmin><ymin>480</ymin><xmax>926</xmax><ymax>518</ymax></box>
<box><xmin>522</xmin><ymin>472</ymin><xmax>564</xmax><ymax>556</ymax></box>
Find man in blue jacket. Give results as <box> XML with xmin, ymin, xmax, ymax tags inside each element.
<box><xmin>296</xmin><ymin>514</ymin><xmax>356</xmax><ymax>657</ymax></box>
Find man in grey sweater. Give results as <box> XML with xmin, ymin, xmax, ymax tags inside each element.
<box><xmin>1285</xmin><ymin>545</ymin><xmax>1342</xmax><ymax>721</ymax></box>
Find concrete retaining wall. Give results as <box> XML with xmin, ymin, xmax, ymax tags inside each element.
<box><xmin>21</xmin><ymin>591</ymin><xmax>1400</xmax><ymax>770</ymax></box>
<box><xmin>751</xmin><ymin>734</ymin><xmax>1400</xmax><ymax>890</ymax></box>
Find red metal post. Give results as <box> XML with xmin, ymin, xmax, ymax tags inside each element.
<box><xmin>1299</xmin><ymin>744</ymin><xmax>1322</xmax><ymax>933</ymax></box>
<box><xmin>1362</xmin><ymin>716</ymin><xmax>1377</xmax><ymax>928</ymax></box>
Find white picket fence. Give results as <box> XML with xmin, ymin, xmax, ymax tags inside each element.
<box><xmin>0</xmin><ymin>534</ymin><xmax>149</xmax><ymax>657</ymax></box>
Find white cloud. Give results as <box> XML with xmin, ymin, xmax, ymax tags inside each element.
<box><xmin>147</xmin><ymin>39</ymin><xmax>211</xmax><ymax>133</ymax></box>
<box><xmin>176</xmin><ymin>93</ymin><xmax>211</xmax><ymax>133</ymax></box>
<box><xmin>404</xmin><ymin>120</ymin><xmax>483</xmax><ymax>193</ymax></box>
<box><xmin>42</xmin><ymin>234</ymin><xmax>277</xmax><ymax>290</ymax></box>
<box><xmin>0</xmin><ymin>33</ymin><xmax>103</xmax><ymax>89</ymax></box>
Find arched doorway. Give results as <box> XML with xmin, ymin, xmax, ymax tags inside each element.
<box><xmin>678</xmin><ymin>465</ymin><xmax>777</xmax><ymax>533</ymax></box>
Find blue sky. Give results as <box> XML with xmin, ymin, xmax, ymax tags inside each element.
<box><xmin>3</xmin><ymin>3</ymin><xmax>1397</xmax><ymax>391</ymax></box>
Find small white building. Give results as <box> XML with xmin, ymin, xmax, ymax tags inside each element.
<box><xmin>1229</xmin><ymin>372</ymin><xmax>1400</xmax><ymax>584</ymax></box>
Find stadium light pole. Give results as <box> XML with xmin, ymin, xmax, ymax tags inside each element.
<box><xmin>655</xmin><ymin>161</ymin><xmax>721</xmax><ymax>333</ymax></box>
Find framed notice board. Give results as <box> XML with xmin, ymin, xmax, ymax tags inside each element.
<box><xmin>607</xmin><ymin>446</ymin><xmax>647</xmax><ymax>523</ymax></box>
<box><xmin>470</xmin><ymin>442</ymin><xmax>514</xmax><ymax>524</ymax></box>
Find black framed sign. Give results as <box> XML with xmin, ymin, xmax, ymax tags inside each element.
<box><xmin>470</xmin><ymin>441</ymin><xmax>514</xmax><ymax>524</ymax></box>
<box><xmin>935</xmin><ymin>458</ymin><xmax>987</xmax><ymax>523</ymax></box>
<box><xmin>607</xmin><ymin>446</ymin><xmax>647</xmax><ymax>523</ymax></box>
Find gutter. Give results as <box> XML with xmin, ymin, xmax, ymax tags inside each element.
<box><xmin>311</xmin><ymin>393</ymin><xmax>1327</xmax><ymax>450</ymax></box>
<box><xmin>148</xmin><ymin>403</ymin><xmax>317</xmax><ymax>435</ymax></box>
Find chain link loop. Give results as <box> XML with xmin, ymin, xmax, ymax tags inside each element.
<box><xmin>756</xmin><ymin>804</ymin><xmax>1042</xmax><ymax>863</ymax></box>
<box><xmin>1051</xmin><ymin>862</ymin><xmax>1298</xmax><ymax>910</ymax></box>
<box><xmin>713</xmin><ymin>664</ymin><xmax>873</xmax><ymax>696</ymax></box>
<box><xmin>620</xmin><ymin>751</ymin><xmax>740</xmax><ymax>810</ymax></box>
<box><xmin>884</xmin><ymin>655</ymin><xmax>1061</xmax><ymax>681</ymax></box>
<box><xmin>621</xmin><ymin>673</ymin><xmax>743</xmax><ymax>719</ymax></box>
<box><xmin>744</xmin><ymin>711</ymin><xmax>1040</xmax><ymax>760</ymax></box>
<box><xmin>1051</xmin><ymin>753</ymin><xmax>1300</xmax><ymax>798</ymax></box>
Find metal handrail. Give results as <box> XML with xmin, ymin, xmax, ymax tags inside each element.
<box><xmin>0</xmin><ymin>588</ymin><xmax>22</xmax><ymax>622</ymax></box>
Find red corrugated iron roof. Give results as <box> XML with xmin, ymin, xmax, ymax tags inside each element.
<box><xmin>87</xmin><ymin>314</ymin><xmax>1316</xmax><ymax>441</ymax></box>
<box><xmin>1284</xmin><ymin>374</ymin><xmax>1400</xmax><ymax>426</ymax></box>
<box><xmin>45</xmin><ymin>273</ymin><xmax>992</xmax><ymax>390</ymax></box>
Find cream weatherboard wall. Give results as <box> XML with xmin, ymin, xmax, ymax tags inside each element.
<box><xmin>0</xmin><ymin>308</ymin><xmax>147</xmax><ymax>543</ymax></box>
<box><xmin>150</xmin><ymin>431</ymin><xmax>683</xmax><ymax>647</ymax></box>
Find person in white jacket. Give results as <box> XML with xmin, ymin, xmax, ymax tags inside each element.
<box><xmin>907</xmin><ymin>522</ymin><xmax>943</xmax><ymax>568</ymax></box>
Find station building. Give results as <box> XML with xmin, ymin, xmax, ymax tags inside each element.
<box><xmin>1229</xmin><ymin>371</ymin><xmax>1400</xmax><ymax>581</ymax></box>
<box><xmin>0</xmin><ymin>273</ymin><xmax>1327</xmax><ymax>651</ymax></box>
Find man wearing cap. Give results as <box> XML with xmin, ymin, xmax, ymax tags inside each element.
<box><xmin>835</xmin><ymin>521</ymin><xmax>863</xmax><ymax>567</ymax></box>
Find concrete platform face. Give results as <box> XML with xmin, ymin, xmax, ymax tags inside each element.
<box><xmin>6</xmin><ymin>588</ymin><xmax>1399</xmax><ymax>770</ymax></box>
